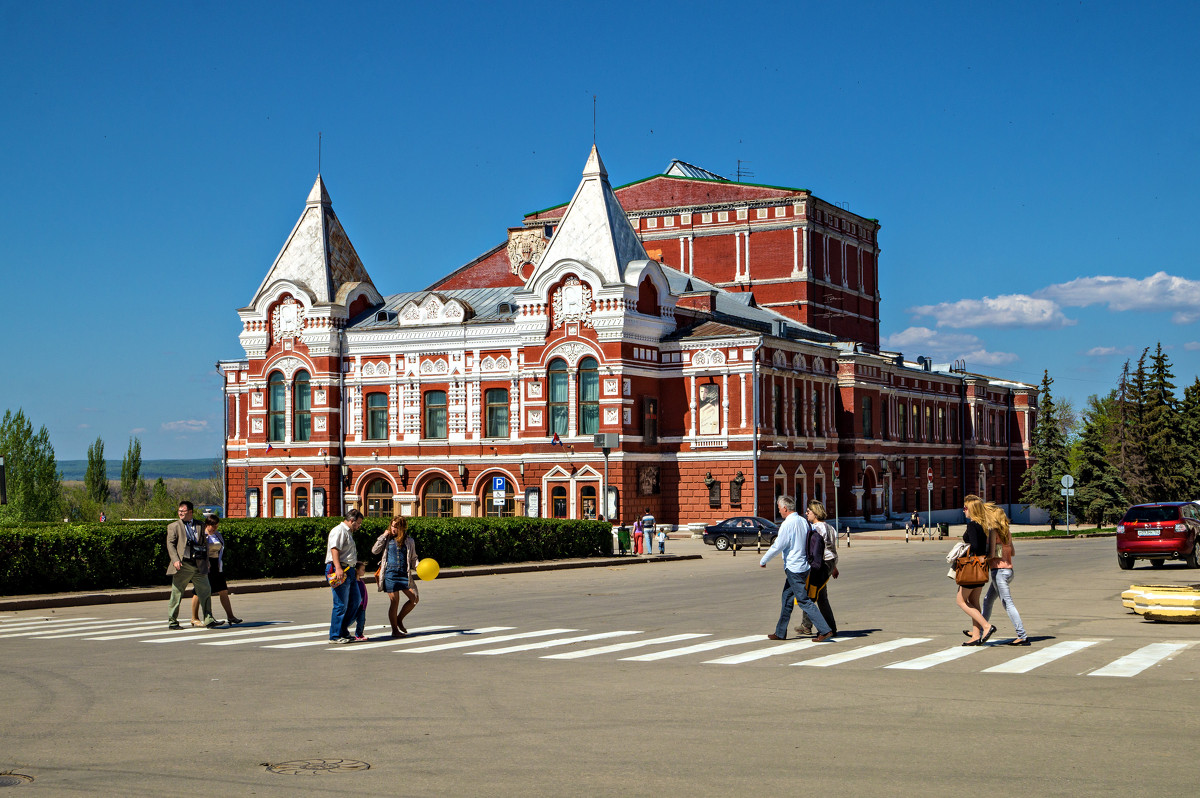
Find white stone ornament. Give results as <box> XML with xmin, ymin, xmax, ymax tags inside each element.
<box><xmin>507</xmin><ymin>228</ymin><xmax>547</xmax><ymax>275</ymax></box>
<box><xmin>272</xmin><ymin>297</ymin><xmax>305</xmax><ymax>343</ymax></box>
<box><xmin>314</xmin><ymin>389</ymin><xmax>326</xmax><ymax>405</ymax></box>
<box><xmin>251</xmin><ymin>418</ymin><xmax>264</xmax><ymax>433</ymax></box>
<box><xmin>314</xmin><ymin>416</ymin><xmax>327</xmax><ymax>432</ymax></box>
<box><xmin>552</xmin><ymin>276</ymin><xmax>593</xmax><ymax>329</ymax></box>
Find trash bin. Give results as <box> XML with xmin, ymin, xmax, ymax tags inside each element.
<box><xmin>617</xmin><ymin>526</ymin><xmax>631</xmax><ymax>555</ymax></box>
<box><xmin>938</xmin><ymin>523</ymin><xmax>949</xmax><ymax>539</ymax></box>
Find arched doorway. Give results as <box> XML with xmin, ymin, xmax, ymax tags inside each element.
<box><xmin>482</xmin><ymin>475</ymin><xmax>516</xmax><ymax>517</ymax></box>
<box><xmin>423</xmin><ymin>477</ymin><xmax>454</xmax><ymax>518</ymax></box>
<box><xmin>365</xmin><ymin>477</ymin><xmax>394</xmax><ymax>517</ymax></box>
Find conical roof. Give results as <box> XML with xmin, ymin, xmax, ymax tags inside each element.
<box><xmin>533</xmin><ymin>145</ymin><xmax>648</xmax><ymax>285</ymax></box>
<box><xmin>247</xmin><ymin>175</ymin><xmax>375</xmax><ymax>307</ymax></box>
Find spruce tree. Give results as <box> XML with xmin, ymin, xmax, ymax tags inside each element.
<box><xmin>1143</xmin><ymin>343</ymin><xmax>1185</xmax><ymax>500</ymax></box>
<box><xmin>120</xmin><ymin>436</ymin><xmax>143</xmax><ymax>505</ymax></box>
<box><xmin>1074</xmin><ymin>394</ymin><xmax>1127</xmax><ymax>526</ymax></box>
<box><xmin>1180</xmin><ymin>377</ymin><xmax>1200</xmax><ymax>491</ymax></box>
<box><xmin>85</xmin><ymin>436</ymin><xmax>109</xmax><ymax>504</ymax></box>
<box><xmin>1021</xmin><ymin>371</ymin><xmax>1072</xmax><ymax>527</ymax></box>
<box><xmin>0</xmin><ymin>409</ymin><xmax>63</xmax><ymax>522</ymax></box>
<box><xmin>1116</xmin><ymin>356</ymin><xmax>1151</xmax><ymax>504</ymax></box>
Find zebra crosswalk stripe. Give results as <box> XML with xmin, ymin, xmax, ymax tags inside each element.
<box><xmin>982</xmin><ymin>640</ymin><xmax>1102</xmax><ymax>674</ymax></box>
<box><xmin>402</xmin><ymin>628</ymin><xmax>577</xmax><ymax>653</ymax></box>
<box><xmin>1088</xmin><ymin>642</ymin><xmax>1195</xmax><ymax>678</ymax></box>
<box><xmin>30</xmin><ymin>620</ymin><xmax>165</xmax><ymax>639</ymax></box>
<box><xmin>325</xmin><ymin>625</ymin><xmax>469</xmax><ymax>651</ymax></box>
<box><xmin>619</xmin><ymin>635</ymin><xmax>764</xmax><ymax>662</ymax></box>
<box><xmin>466</xmin><ymin>630</ymin><xmax>641</xmax><ymax>656</ymax></box>
<box><xmin>793</xmin><ymin>637</ymin><xmax>930</xmax><ymax>667</ymax></box>
<box><xmin>0</xmin><ymin>617</ymin><xmax>100</xmax><ymax>632</ymax></box>
<box><xmin>885</xmin><ymin>645</ymin><xmax>984</xmax><ymax>670</ymax></box>
<box><xmin>200</xmin><ymin>624</ymin><xmax>344</xmax><ymax>646</ymax></box>
<box><xmin>257</xmin><ymin>625</ymin><xmax>391</xmax><ymax>648</ymax></box>
<box><xmin>143</xmin><ymin>622</ymin><xmax>291</xmax><ymax>643</ymax></box>
<box><xmin>542</xmin><ymin>633</ymin><xmax>711</xmax><ymax>660</ymax></box>
<box><xmin>705</xmin><ymin>638</ymin><xmax>825</xmax><ymax>665</ymax></box>
<box><xmin>0</xmin><ymin>618</ymin><xmax>143</xmax><ymax>639</ymax></box>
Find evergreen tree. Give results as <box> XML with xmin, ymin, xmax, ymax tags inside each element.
<box><xmin>1074</xmin><ymin>394</ymin><xmax>1127</xmax><ymax>527</ymax></box>
<box><xmin>1143</xmin><ymin>343</ymin><xmax>1185</xmax><ymax>500</ymax></box>
<box><xmin>1021</xmin><ymin>371</ymin><xmax>1072</xmax><ymax>527</ymax></box>
<box><xmin>0</xmin><ymin>408</ymin><xmax>63</xmax><ymax>522</ymax></box>
<box><xmin>1116</xmin><ymin>356</ymin><xmax>1151</xmax><ymax>504</ymax></box>
<box><xmin>85</xmin><ymin>436</ymin><xmax>109</xmax><ymax>504</ymax></box>
<box><xmin>120</xmin><ymin>436</ymin><xmax>143</xmax><ymax>504</ymax></box>
<box><xmin>1180</xmin><ymin>377</ymin><xmax>1200</xmax><ymax>491</ymax></box>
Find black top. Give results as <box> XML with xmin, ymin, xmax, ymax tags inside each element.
<box><xmin>962</xmin><ymin>521</ymin><xmax>987</xmax><ymax>556</ymax></box>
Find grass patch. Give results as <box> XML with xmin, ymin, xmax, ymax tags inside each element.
<box><xmin>1013</xmin><ymin>527</ymin><xmax>1116</xmax><ymax>538</ymax></box>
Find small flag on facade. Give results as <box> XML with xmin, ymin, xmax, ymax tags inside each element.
<box><xmin>551</xmin><ymin>433</ymin><xmax>562</xmax><ymax>446</ymax></box>
<box><xmin>266</xmin><ymin>444</ymin><xmax>274</xmax><ymax>453</ymax></box>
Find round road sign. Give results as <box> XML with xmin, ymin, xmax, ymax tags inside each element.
<box><xmin>1060</xmin><ymin>474</ymin><xmax>1075</xmax><ymax>489</ymax></box>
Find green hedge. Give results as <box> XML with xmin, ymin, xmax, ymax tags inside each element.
<box><xmin>0</xmin><ymin>516</ymin><xmax>612</xmax><ymax>596</ymax></box>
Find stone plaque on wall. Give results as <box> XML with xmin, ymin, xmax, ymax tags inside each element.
<box><xmin>638</xmin><ymin>465</ymin><xmax>660</xmax><ymax>496</ymax></box>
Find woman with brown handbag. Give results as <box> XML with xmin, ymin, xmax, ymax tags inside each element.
<box><xmin>958</xmin><ymin>495</ymin><xmax>997</xmax><ymax>646</ymax></box>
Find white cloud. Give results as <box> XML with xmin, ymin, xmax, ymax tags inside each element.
<box><xmin>1036</xmin><ymin>271</ymin><xmax>1200</xmax><ymax>324</ymax></box>
<box><xmin>1084</xmin><ymin>345</ymin><xmax>1137</xmax><ymax>358</ymax></box>
<box><xmin>77</xmin><ymin>423</ymin><xmax>90</xmax><ymax>429</ymax></box>
<box><xmin>1186</xmin><ymin>341</ymin><xmax>1200</xmax><ymax>352</ymax></box>
<box><xmin>162</xmin><ymin>420</ymin><xmax>207</xmax><ymax>433</ymax></box>
<box><xmin>130</xmin><ymin>427</ymin><xmax>147</xmax><ymax>434</ymax></box>
<box><xmin>907</xmin><ymin>294</ymin><xmax>1074</xmax><ymax>329</ymax></box>
<box><xmin>881</xmin><ymin>326</ymin><xmax>1018</xmax><ymax>367</ymax></box>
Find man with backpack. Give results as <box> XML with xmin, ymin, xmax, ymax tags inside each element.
<box><xmin>758</xmin><ymin>494</ymin><xmax>834</xmax><ymax>642</ymax></box>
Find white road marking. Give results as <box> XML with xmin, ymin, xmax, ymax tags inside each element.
<box><xmin>327</xmin><ymin>626</ymin><xmax>475</xmax><ymax>651</ymax></box>
<box><xmin>466</xmin><ymin>631</ymin><xmax>640</xmax><ymax>656</ymax></box>
<box><xmin>143</xmin><ymin>621</ymin><xmax>292</xmax><ymax>642</ymax></box>
<box><xmin>794</xmin><ymin>638</ymin><xmax>931</xmax><ymax>667</ymax></box>
<box><xmin>29</xmin><ymin>620</ymin><xmax>164</xmax><ymax>639</ymax></box>
<box><xmin>982</xmin><ymin>640</ymin><xmax>1102</xmax><ymax>674</ymax></box>
<box><xmin>201</xmin><ymin>624</ymin><xmax>349</xmax><ymax>646</ymax></box>
<box><xmin>256</xmin><ymin>626</ymin><xmax>390</xmax><ymax>648</ymax></box>
<box><xmin>885</xmin><ymin>645</ymin><xmax>985</xmax><ymax>670</ymax></box>
<box><xmin>1088</xmin><ymin>642</ymin><xmax>1195</xmax><ymax>678</ymax></box>
<box><xmin>0</xmin><ymin>617</ymin><xmax>99</xmax><ymax>631</ymax></box>
<box><xmin>402</xmin><ymin>628</ymin><xmax>577</xmax><ymax>653</ymax></box>
<box><xmin>705</xmin><ymin>638</ymin><xmax>826</xmax><ymax>665</ymax></box>
<box><xmin>542</xmin><ymin>633</ymin><xmax>711</xmax><ymax>660</ymax></box>
<box><xmin>620</xmin><ymin>635</ymin><xmax>765</xmax><ymax>662</ymax></box>
<box><xmin>0</xmin><ymin>618</ymin><xmax>142</xmax><ymax>639</ymax></box>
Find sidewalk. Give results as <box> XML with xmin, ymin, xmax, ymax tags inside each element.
<box><xmin>0</xmin><ymin>552</ymin><xmax>700</xmax><ymax>612</ymax></box>
<box><xmin>839</xmin><ymin>522</ymin><xmax>1114</xmax><ymax>542</ymax></box>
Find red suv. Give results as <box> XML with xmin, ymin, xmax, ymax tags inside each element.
<box><xmin>1116</xmin><ymin>502</ymin><xmax>1200</xmax><ymax>570</ymax></box>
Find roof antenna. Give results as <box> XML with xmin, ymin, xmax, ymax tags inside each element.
<box><xmin>318</xmin><ymin>131</ymin><xmax>322</xmax><ymax>175</ymax></box>
<box><xmin>592</xmin><ymin>95</ymin><xmax>597</xmax><ymax>145</ymax></box>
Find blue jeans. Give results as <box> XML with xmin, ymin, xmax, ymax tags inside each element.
<box><xmin>775</xmin><ymin>568</ymin><xmax>831</xmax><ymax>638</ymax></box>
<box><xmin>327</xmin><ymin>566</ymin><xmax>362</xmax><ymax>640</ymax></box>
<box><xmin>982</xmin><ymin>567</ymin><xmax>1026</xmax><ymax>639</ymax></box>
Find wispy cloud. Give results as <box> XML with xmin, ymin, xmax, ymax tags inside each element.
<box><xmin>907</xmin><ymin>295</ymin><xmax>1074</xmax><ymax>329</ymax></box>
<box><xmin>1084</xmin><ymin>345</ymin><xmax>1137</xmax><ymax>358</ymax></box>
<box><xmin>1184</xmin><ymin>341</ymin><xmax>1200</xmax><ymax>352</ymax></box>
<box><xmin>77</xmin><ymin>423</ymin><xmax>90</xmax><ymax>429</ymax></box>
<box><xmin>1036</xmin><ymin>271</ymin><xmax>1200</xmax><ymax>324</ymax></box>
<box><xmin>130</xmin><ymin>427</ymin><xmax>147</xmax><ymax>434</ymax></box>
<box><xmin>882</xmin><ymin>326</ymin><xmax>1018</xmax><ymax>367</ymax></box>
<box><xmin>162</xmin><ymin>420</ymin><xmax>207</xmax><ymax>433</ymax></box>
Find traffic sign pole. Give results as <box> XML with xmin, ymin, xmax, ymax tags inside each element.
<box><xmin>1060</xmin><ymin>475</ymin><xmax>1075</xmax><ymax>533</ymax></box>
<box><xmin>926</xmin><ymin>466</ymin><xmax>933</xmax><ymax>533</ymax></box>
<box><xmin>832</xmin><ymin>462</ymin><xmax>840</xmax><ymax>540</ymax></box>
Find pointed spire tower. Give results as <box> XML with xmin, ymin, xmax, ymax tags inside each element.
<box><xmin>533</xmin><ymin>145</ymin><xmax>648</xmax><ymax>285</ymax></box>
<box><xmin>245</xmin><ymin>175</ymin><xmax>376</xmax><ymax>308</ymax></box>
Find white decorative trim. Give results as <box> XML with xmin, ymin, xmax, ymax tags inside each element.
<box><xmin>420</xmin><ymin>358</ymin><xmax>449</xmax><ymax>375</ymax></box>
<box><xmin>604</xmin><ymin>407</ymin><xmax>619</xmax><ymax>425</ymax></box>
<box><xmin>397</xmin><ymin>294</ymin><xmax>473</xmax><ymax>327</ymax></box>
<box><xmin>546</xmin><ymin>341</ymin><xmax>594</xmax><ymax>367</ymax></box>
<box><xmin>691</xmin><ymin>348</ymin><xmax>727</xmax><ymax>368</ymax></box>
<box><xmin>271</xmin><ymin>297</ymin><xmax>305</xmax><ymax>343</ymax></box>
<box><xmin>267</xmin><ymin>356</ymin><xmax>305</xmax><ymax>379</ymax></box>
<box><xmin>507</xmin><ymin>228</ymin><xmax>547</xmax><ymax>275</ymax></box>
<box><xmin>773</xmin><ymin>350</ymin><xmax>787</xmax><ymax>368</ymax></box>
<box><xmin>551</xmin><ymin>276</ymin><xmax>593</xmax><ymax>329</ymax></box>
<box><xmin>603</xmin><ymin>379</ymin><xmax>618</xmax><ymax>396</ymax></box>
<box><xmin>251</xmin><ymin>418</ymin><xmax>264</xmax><ymax>433</ymax></box>
<box><xmin>314</xmin><ymin>416</ymin><xmax>326</xmax><ymax>432</ymax></box>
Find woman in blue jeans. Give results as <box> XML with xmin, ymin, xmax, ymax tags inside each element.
<box><xmin>979</xmin><ymin>499</ymin><xmax>1029</xmax><ymax>645</ymax></box>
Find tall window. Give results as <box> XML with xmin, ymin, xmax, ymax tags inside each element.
<box><xmin>898</xmin><ymin>401</ymin><xmax>907</xmax><ymax>441</ymax></box>
<box><xmin>366</xmin><ymin>393</ymin><xmax>388</xmax><ymax>440</ymax></box>
<box><xmin>578</xmin><ymin>357</ymin><xmax>599</xmax><ymax>435</ymax></box>
<box><xmin>548</xmin><ymin>359</ymin><xmax>568</xmax><ymax>436</ymax></box>
<box><xmin>485</xmin><ymin>388</ymin><xmax>509</xmax><ymax>438</ymax></box>
<box><xmin>773</xmin><ymin>383</ymin><xmax>783</xmax><ymax>435</ymax></box>
<box><xmin>938</xmin><ymin>407</ymin><xmax>946</xmax><ymax>442</ymax></box>
<box><xmin>424</xmin><ymin>390</ymin><xmax>447</xmax><ymax>439</ymax></box>
<box><xmin>862</xmin><ymin>396</ymin><xmax>873</xmax><ymax>438</ymax></box>
<box><xmin>912</xmin><ymin>404</ymin><xmax>920</xmax><ymax>441</ymax></box>
<box><xmin>811</xmin><ymin>389</ymin><xmax>823</xmax><ymax>437</ymax></box>
<box><xmin>365</xmin><ymin>478</ymin><xmax>393</xmax><ymax>517</ymax></box>
<box><xmin>484</xmin><ymin>476</ymin><xmax>515</xmax><ymax>517</ymax></box>
<box><xmin>294</xmin><ymin>486</ymin><xmax>309</xmax><ymax>517</ymax></box>
<box><xmin>881</xmin><ymin>401</ymin><xmax>889</xmax><ymax>440</ymax></box>
<box><xmin>925</xmin><ymin>407</ymin><xmax>933</xmax><ymax>442</ymax></box>
<box><xmin>270</xmin><ymin>486</ymin><xmax>284</xmax><ymax>517</ymax></box>
<box><xmin>551</xmin><ymin>485</ymin><xmax>568</xmax><ymax>518</ymax></box>
<box><xmin>423</xmin><ymin>477</ymin><xmax>453</xmax><ymax>517</ymax></box>
<box><xmin>643</xmin><ymin>397</ymin><xmax>658</xmax><ymax>446</ymax></box>
<box><xmin>294</xmin><ymin>370</ymin><xmax>311</xmax><ymax>442</ymax></box>
<box><xmin>793</xmin><ymin>386</ymin><xmax>804</xmax><ymax>436</ymax></box>
<box><xmin>581</xmin><ymin>485</ymin><xmax>598</xmax><ymax>520</ymax></box>
<box><xmin>699</xmin><ymin>383</ymin><xmax>720</xmax><ymax>435</ymax></box>
<box><xmin>268</xmin><ymin>371</ymin><xmax>285</xmax><ymax>441</ymax></box>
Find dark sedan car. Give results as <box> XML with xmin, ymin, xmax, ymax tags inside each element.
<box><xmin>703</xmin><ymin>516</ymin><xmax>779</xmax><ymax>551</ymax></box>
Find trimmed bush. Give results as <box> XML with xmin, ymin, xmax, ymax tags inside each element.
<box><xmin>0</xmin><ymin>516</ymin><xmax>611</xmax><ymax>596</ymax></box>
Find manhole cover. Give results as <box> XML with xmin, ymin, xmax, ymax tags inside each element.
<box><xmin>0</xmin><ymin>773</ymin><xmax>33</xmax><ymax>787</ymax></box>
<box><xmin>264</xmin><ymin>759</ymin><xmax>370</xmax><ymax>775</ymax></box>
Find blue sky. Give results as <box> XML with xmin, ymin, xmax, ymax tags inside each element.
<box><xmin>2</xmin><ymin>1</ymin><xmax>1198</xmax><ymax>460</ymax></box>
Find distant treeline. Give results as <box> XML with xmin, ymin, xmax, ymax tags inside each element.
<box><xmin>58</xmin><ymin>458</ymin><xmax>219</xmax><ymax>482</ymax></box>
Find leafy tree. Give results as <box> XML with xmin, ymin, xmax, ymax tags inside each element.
<box><xmin>1142</xmin><ymin>343</ymin><xmax>1185</xmax><ymax>501</ymax></box>
<box><xmin>1021</xmin><ymin>371</ymin><xmax>1072</xmax><ymax>527</ymax></box>
<box><xmin>0</xmin><ymin>409</ymin><xmax>63</xmax><ymax>522</ymax></box>
<box><xmin>85</xmin><ymin>436</ymin><xmax>109</xmax><ymax>504</ymax></box>
<box><xmin>120</xmin><ymin>436</ymin><xmax>144</xmax><ymax>505</ymax></box>
<box><xmin>1074</xmin><ymin>394</ymin><xmax>1127</xmax><ymax>527</ymax></box>
<box><xmin>148</xmin><ymin>477</ymin><xmax>176</xmax><ymax>517</ymax></box>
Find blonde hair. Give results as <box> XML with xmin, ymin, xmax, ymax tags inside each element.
<box><xmin>807</xmin><ymin>499</ymin><xmax>828</xmax><ymax>522</ymax></box>
<box><xmin>389</xmin><ymin>515</ymin><xmax>408</xmax><ymax>544</ymax></box>
<box><xmin>965</xmin><ymin>493</ymin><xmax>1011</xmax><ymax>544</ymax></box>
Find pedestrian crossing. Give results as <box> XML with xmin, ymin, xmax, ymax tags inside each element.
<box><xmin>0</xmin><ymin>614</ymin><xmax>1195</xmax><ymax>679</ymax></box>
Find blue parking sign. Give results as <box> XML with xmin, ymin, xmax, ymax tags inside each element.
<box><xmin>492</xmin><ymin>476</ymin><xmax>506</xmax><ymax>491</ymax></box>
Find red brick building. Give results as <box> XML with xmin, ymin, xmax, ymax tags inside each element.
<box><xmin>219</xmin><ymin>147</ymin><xmax>1036</xmax><ymax>529</ymax></box>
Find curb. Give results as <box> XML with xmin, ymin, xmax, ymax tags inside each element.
<box><xmin>0</xmin><ymin>553</ymin><xmax>702</xmax><ymax>612</ymax></box>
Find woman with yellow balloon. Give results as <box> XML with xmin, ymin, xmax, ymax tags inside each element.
<box><xmin>372</xmin><ymin>516</ymin><xmax>421</xmax><ymax>636</ymax></box>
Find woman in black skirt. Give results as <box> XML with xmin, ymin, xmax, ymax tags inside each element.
<box><xmin>191</xmin><ymin>514</ymin><xmax>242</xmax><ymax>626</ymax></box>
<box><xmin>959</xmin><ymin>495</ymin><xmax>996</xmax><ymax>646</ymax></box>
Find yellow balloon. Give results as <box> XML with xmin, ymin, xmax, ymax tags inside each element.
<box><xmin>416</xmin><ymin>558</ymin><xmax>440</xmax><ymax>581</ymax></box>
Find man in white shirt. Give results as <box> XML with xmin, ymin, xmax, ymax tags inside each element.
<box><xmin>326</xmin><ymin>508</ymin><xmax>363</xmax><ymax>643</ymax></box>
<box><xmin>759</xmin><ymin>494</ymin><xmax>833</xmax><ymax>641</ymax></box>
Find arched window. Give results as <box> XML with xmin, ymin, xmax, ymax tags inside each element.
<box><xmin>485</xmin><ymin>388</ymin><xmax>509</xmax><ymax>438</ymax></box>
<box><xmin>423</xmin><ymin>477</ymin><xmax>453</xmax><ymax>517</ymax></box>
<box><xmin>484</xmin><ymin>476</ymin><xmax>515</xmax><ymax>517</ymax></box>
<box><xmin>862</xmin><ymin>396</ymin><xmax>873</xmax><ymax>438</ymax></box>
<box><xmin>365</xmin><ymin>478</ymin><xmax>393</xmax><ymax>517</ymax></box>
<box><xmin>268</xmin><ymin>371</ymin><xmax>285</xmax><ymax>441</ymax></box>
<box><xmin>294</xmin><ymin>370</ymin><xmax>311</xmax><ymax>442</ymax></box>
<box><xmin>294</xmin><ymin>486</ymin><xmax>309</xmax><ymax>517</ymax></box>
<box><xmin>424</xmin><ymin>390</ymin><xmax>447</xmax><ymax>439</ymax></box>
<box><xmin>581</xmin><ymin>485</ymin><xmax>598</xmax><ymax>520</ymax></box>
<box><xmin>366</xmin><ymin>393</ymin><xmax>388</xmax><ymax>440</ymax></box>
<box><xmin>270</xmin><ymin>486</ymin><xmax>284</xmax><ymax>517</ymax></box>
<box><xmin>551</xmin><ymin>485</ymin><xmax>568</xmax><ymax>518</ymax></box>
<box><xmin>578</xmin><ymin>357</ymin><xmax>599</xmax><ymax>435</ymax></box>
<box><xmin>548</xmin><ymin>360</ymin><xmax>568</xmax><ymax>436</ymax></box>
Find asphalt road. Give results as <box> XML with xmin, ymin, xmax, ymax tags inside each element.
<box><xmin>1</xmin><ymin>535</ymin><xmax>1196</xmax><ymax>796</ymax></box>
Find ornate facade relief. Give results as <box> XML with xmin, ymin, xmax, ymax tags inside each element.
<box><xmin>691</xmin><ymin>348</ymin><xmax>727</xmax><ymax>368</ymax></box>
<box><xmin>396</xmin><ymin>294</ymin><xmax>473</xmax><ymax>327</ymax></box>
<box><xmin>546</xmin><ymin>341</ymin><xmax>594</xmax><ymax>367</ymax></box>
<box><xmin>507</xmin><ymin>228</ymin><xmax>547</xmax><ymax>275</ymax></box>
<box><xmin>271</xmin><ymin>297</ymin><xmax>306</xmax><ymax>343</ymax></box>
<box><xmin>551</xmin><ymin>276</ymin><xmax>593</xmax><ymax>329</ymax></box>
